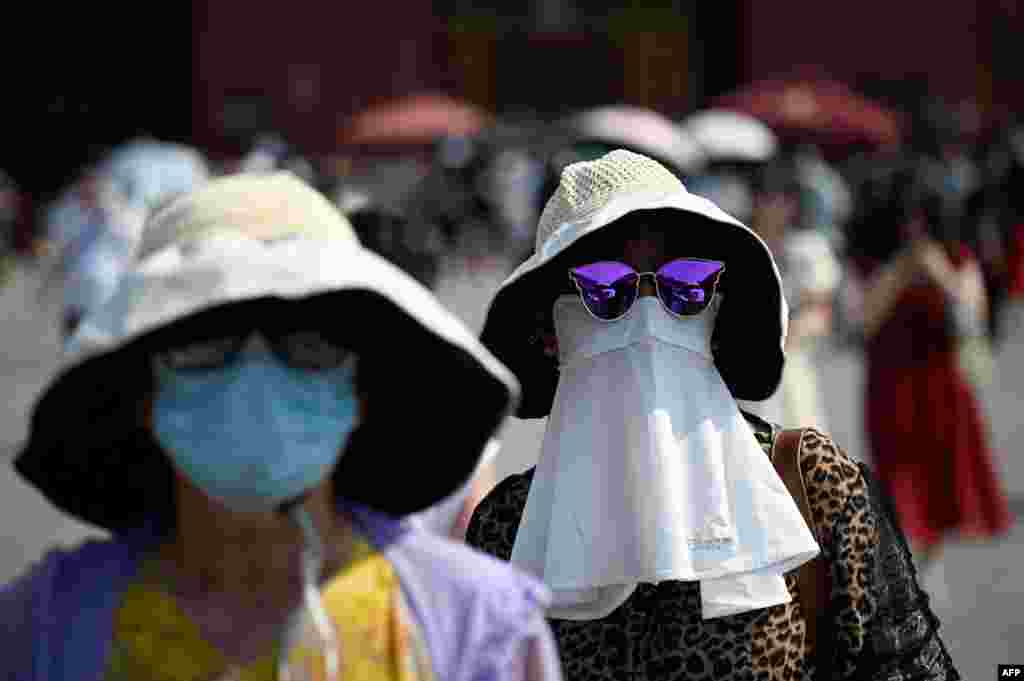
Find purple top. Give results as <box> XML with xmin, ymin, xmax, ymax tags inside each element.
<box><xmin>0</xmin><ymin>503</ymin><xmax>562</xmax><ymax>681</ymax></box>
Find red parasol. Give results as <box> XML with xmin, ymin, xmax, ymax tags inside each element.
<box><xmin>712</xmin><ymin>77</ymin><xmax>902</xmax><ymax>153</ymax></box>
<box><xmin>340</xmin><ymin>93</ymin><xmax>493</xmax><ymax>147</ymax></box>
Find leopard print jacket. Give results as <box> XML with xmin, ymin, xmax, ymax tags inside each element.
<box><xmin>466</xmin><ymin>413</ymin><xmax>959</xmax><ymax>681</ymax></box>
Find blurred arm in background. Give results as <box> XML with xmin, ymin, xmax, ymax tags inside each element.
<box><xmin>861</xmin><ymin>222</ymin><xmax>987</xmax><ymax>340</ymax></box>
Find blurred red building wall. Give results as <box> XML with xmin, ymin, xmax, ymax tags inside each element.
<box><xmin>191</xmin><ymin>1</ymin><xmax>448</xmax><ymax>155</ymax></box>
<box><xmin>189</xmin><ymin>0</ymin><xmax>1024</xmax><ymax>155</ymax></box>
<box><xmin>739</xmin><ymin>0</ymin><xmax>1024</xmax><ymax>121</ymax></box>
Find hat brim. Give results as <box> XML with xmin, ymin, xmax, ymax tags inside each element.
<box><xmin>15</xmin><ymin>237</ymin><xmax>519</xmax><ymax>532</ymax></box>
<box><xmin>480</xmin><ymin>190</ymin><xmax>787</xmax><ymax>419</ymax></box>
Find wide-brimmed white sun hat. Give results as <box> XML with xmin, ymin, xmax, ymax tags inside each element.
<box><xmin>16</xmin><ymin>172</ymin><xmax>520</xmax><ymax>532</ymax></box>
<box><xmin>480</xmin><ymin>149</ymin><xmax>788</xmax><ymax>418</ymax></box>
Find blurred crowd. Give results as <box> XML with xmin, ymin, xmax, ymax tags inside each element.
<box><xmin>3</xmin><ymin>79</ymin><xmax>1022</xmax><ymax>680</ymax></box>
<box><xmin>2</xmin><ymin>87</ymin><xmax>1023</xmax><ymax>519</ymax></box>
<box><xmin>4</xmin><ymin>92</ymin><xmax>1024</xmax><ymax>355</ymax></box>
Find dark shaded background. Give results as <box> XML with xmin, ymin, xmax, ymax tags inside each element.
<box><xmin>4</xmin><ymin>1</ymin><xmax>1022</xmax><ymax>201</ymax></box>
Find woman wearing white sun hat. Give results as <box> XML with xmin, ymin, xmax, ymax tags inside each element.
<box><xmin>467</xmin><ymin>150</ymin><xmax>958</xmax><ymax>680</ymax></box>
<box><xmin>2</xmin><ymin>172</ymin><xmax>562</xmax><ymax>681</ymax></box>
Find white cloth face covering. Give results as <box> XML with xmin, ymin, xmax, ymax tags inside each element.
<box><xmin>511</xmin><ymin>293</ymin><xmax>820</xmax><ymax>620</ymax></box>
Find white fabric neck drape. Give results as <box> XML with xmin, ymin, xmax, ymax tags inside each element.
<box><xmin>511</xmin><ymin>295</ymin><xmax>819</xmax><ymax>620</ymax></box>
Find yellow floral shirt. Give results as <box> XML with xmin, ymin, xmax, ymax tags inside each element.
<box><xmin>105</xmin><ymin>537</ymin><xmax>433</xmax><ymax>681</ymax></box>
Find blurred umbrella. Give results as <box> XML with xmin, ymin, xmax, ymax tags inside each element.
<box><xmin>562</xmin><ymin>106</ymin><xmax>706</xmax><ymax>176</ymax></box>
<box><xmin>681</xmin><ymin>109</ymin><xmax>779</xmax><ymax>164</ymax></box>
<box><xmin>712</xmin><ymin>77</ymin><xmax>902</xmax><ymax>153</ymax></box>
<box><xmin>340</xmin><ymin>93</ymin><xmax>493</xmax><ymax>147</ymax></box>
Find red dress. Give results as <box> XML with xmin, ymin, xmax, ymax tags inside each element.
<box><xmin>857</xmin><ymin>245</ymin><xmax>1013</xmax><ymax>549</ymax></box>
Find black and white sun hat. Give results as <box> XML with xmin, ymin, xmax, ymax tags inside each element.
<box><xmin>15</xmin><ymin>172</ymin><xmax>520</xmax><ymax>532</ymax></box>
<box><xmin>480</xmin><ymin>149</ymin><xmax>788</xmax><ymax>418</ymax></box>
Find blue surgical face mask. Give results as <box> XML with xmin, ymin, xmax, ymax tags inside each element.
<box><xmin>152</xmin><ymin>335</ymin><xmax>360</xmax><ymax>512</ymax></box>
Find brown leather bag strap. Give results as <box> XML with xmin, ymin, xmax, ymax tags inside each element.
<box><xmin>772</xmin><ymin>428</ymin><xmax>828</xmax><ymax>660</ymax></box>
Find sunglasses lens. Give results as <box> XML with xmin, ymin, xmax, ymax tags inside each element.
<box><xmin>156</xmin><ymin>329</ymin><xmax>350</xmax><ymax>372</ymax></box>
<box><xmin>570</xmin><ymin>261</ymin><xmax>639</xmax><ymax>320</ymax></box>
<box><xmin>155</xmin><ymin>337</ymin><xmax>244</xmax><ymax>371</ymax></box>
<box><xmin>273</xmin><ymin>331</ymin><xmax>352</xmax><ymax>370</ymax></box>
<box><xmin>656</xmin><ymin>259</ymin><xmax>725</xmax><ymax>316</ymax></box>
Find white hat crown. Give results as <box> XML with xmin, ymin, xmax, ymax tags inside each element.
<box><xmin>138</xmin><ymin>172</ymin><xmax>358</xmax><ymax>260</ymax></box>
<box><xmin>535</xmin><ymin>150</ymin><xmax>686</xmax><ymax>252</ymax></box>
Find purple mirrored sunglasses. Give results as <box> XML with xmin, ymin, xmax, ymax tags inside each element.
<box><xmin>568</xmin><ymin>258</ymin><xmax>725</xmax><ymax>321</ymax></box>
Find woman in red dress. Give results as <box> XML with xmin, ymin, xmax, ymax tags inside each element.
<box><xmin>852</xmin><ymin>161</ymin><xmax>1013</xmax><ymax>568</ymax></box>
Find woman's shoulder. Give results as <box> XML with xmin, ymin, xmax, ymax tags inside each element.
<box><xmin>465</xmin><ymin>470</ymin><xmax>535</xmax><ymax>561</ymax></box>
<box><xmin>385</xmin><ymin>522</ymin><xmax>548</xmax><ymax>614</ymax></box>
<box><xmin>2</xmin><ymin>536</ymin><xmax>133</xmax><ymax>594</ymax></box>
<box><xmin>793</xmin><ymin>428</ymin><xmax>868</xmax><ymax>536</ymax></box>
<box><xmin>385</xmin><ymin>526</ymin><xmax>552</xmax><ymax>676</ymax></box>
<box><xmin>1</xmin><ymin>536</ymin><xmax>138</xmax><ymax>674</ymax></box>
<box><xmin>354</xmin><ymin>501</ymin><xmax>548</xmax><ymax>611</ymax></box>
<box><xmin>796</xmin><ymin>429</ymin><xmax>864</xmax><ymax>491</ymax></box>
<box><xmin>483</xmin><ymin>469</ymin><xmax>535</xmax><ymax>511</ymax></box>
<box><xmin>744</xmin><ymin>416</ymin><xmax>866</xmax><ymax>525</ymax></box>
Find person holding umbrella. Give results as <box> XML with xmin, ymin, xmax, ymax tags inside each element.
<box><xmin>2</xmin><ymin>173</ymin><xmax>562</xmax><ymax>681</ymax></box>
<box><xmin>467</xmin><ymin>150</ymin><xmax>958</xmax><ymax>680</ymax></box>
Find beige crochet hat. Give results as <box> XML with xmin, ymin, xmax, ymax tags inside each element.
<box><xmin>480</xmin><ymin>150</ymin><xmax>788</xmax><ymax>418</ymax></box>
<box><xmin>16</xmin><ymin>172</ymin><xmax>520</xmax><ymax>531</ymax></box>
